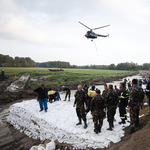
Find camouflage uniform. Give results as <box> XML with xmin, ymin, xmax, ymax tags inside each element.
<box><xmin>105</xmin><ymin>90</ymin><xmax>118</xmax><ymax>129</ymax></box>
<box><xmin>102</xmin><ymin>89</ymin><xmax>109</xmax><ymax>117</ymax></box>
<box><xmin>102</xmin><ymin>89</ymin><xmax>109</xmax><ymax>101</ymax></box>
<box><xmin>129</xmin><ymin>85</ymin><xmax>144</xmax><ymax>129</ymax></box>
<box><xmin>91</xmin><ymin>95</ymin><xmax>105</xmax><ymax>133</ymax></box>
<box><xmin>74</xmin><ymin>90</ymin><xmax>87</xmax><ymax>122</ymax></box>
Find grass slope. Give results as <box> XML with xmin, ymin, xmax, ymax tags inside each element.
<box><xmin>2</xmin><ymin>67</ymin><xmax>134</xmax><ymax>77</ymax></box>
<box><xmin>1</xmin><ymin>68</ymin><xmax>135</xmax><ymax>88</ymax></box>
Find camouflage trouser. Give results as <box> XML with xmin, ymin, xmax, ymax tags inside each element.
<box><xmin>107</xmin><ymin>106</ymin><xmax>116</xmax><ymax>123</ymax></box>
<box><xmin>85</xmin><ymin>97</ymin><xmax>92</xmax><ymax>113</ymax></box>
<box><xmin>76</xmin><ymin>105</ymin><xmax>86</xmax><ymax>122</ymax></box>
<box><xmin>65</xmin><ymin>91</ymin><xmax>71</xmax><ymax>101</ymax></box>
<box><xmin>93</xmin><ymin>111</ymin><xmax>104</xmax><ymax>132</ymax></box>
<box><xmin>130</xmin><ymin>106</ymin><xmax>139</xmax><ymax>128</ymax></box>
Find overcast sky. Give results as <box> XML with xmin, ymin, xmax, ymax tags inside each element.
<box><xmin>0</xmin><ymin>0</ymin><xmax>150</xmax><ymax>66</ymax></box>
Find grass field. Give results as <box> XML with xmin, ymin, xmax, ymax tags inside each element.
<box><xmin>1</xmin><ymin>67</ymin><xmax>136</xmax><ymax>88</ymax></box>
<box><xmin>1</xmin><ymin>67</ymin><xmax>135</xmax><ymax>77</ymax></box>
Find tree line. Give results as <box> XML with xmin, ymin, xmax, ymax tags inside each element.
<box><xmin>36</xmin><ymin>61</ymin><xmax>70</xmax><ymax>68</ymax></box>
<box><xmin>73</xmin><ymin>62</ymin><xmax>150</xmax><ymax>71</ymax></box>
<box><xmin>0</xmin><ymin>54</ymin><xmax>150</xmax><ymax>70</ymax></box>
<box><xmin>0</xmin><ymin>54</ymin><xmax>36</xmax><ymax>67</ymax></box>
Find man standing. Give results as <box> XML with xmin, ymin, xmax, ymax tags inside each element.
<box><xmin>114</xmin><ymin>85</ymin><xmax>119</xmax><ymax>96</ymax></box>
<box><xmin>146</xmin><ymin>77</ymin><xmax>150</xmax><ymax>110</ymax></box>
<box><xmin>62</xmin><ymin>86</ymin><xmax>71</xmax><ymax>101</ymax></box>
<box><xmin>102</xmin><ymin>84</ymin><xmax>109</xmax><ymax>118</ymax></box>
<box><xmin>85</xmin><ymin>85</ymin><xmax>96</xmax><ymax>114</ymax></box>
<box><xmin>118</xmin><ymin>82</ymin><xmax>127</xmax><ymax>124</ymax></box>
<box><xmin>105</xmin><ymin>85</ymin><xmax>118</xmax><ymax>131</ymax></box>
<box><xmin>83</xmin><ymin>84</ymin><xmax>89</xmax><ymax>95</ymax></box>
<box><xmin>1</xmin><ymin>69</ymin><xmax>4</xmax><ymax>76</ymax></box>
<box><xmin>74</xmin><ymin>85</ymin><xmax>88</xmax><ymax>129</ymax></box>
<box><xmin>102</xmin><ymin>84</ymin><xmax>109</xmax><ymax>99</ymax></box>
<box><xmin>128</xmin><ymin>79</ymin><xmax>144</xmax><ymax>134</ymax></box>
<box><xmin>34</xmin><ymin>84</ymin><xmax>49</xmax><ymax>112</ymax></box>
<box><xmin>90</xmin><ymin>89</ymin><xmax>105</xmax><ymax>134</ymax></box>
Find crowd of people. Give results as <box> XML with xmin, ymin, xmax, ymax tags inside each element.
<box><xmin>34</xmin><ymin>76</ymin><xmax>150</xmax><ymax>135</ymax></box>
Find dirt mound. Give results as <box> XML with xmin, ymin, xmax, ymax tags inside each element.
<box><xmin>0</xmin><ymin>90</ymin><xmax>36</xmax><ymax>104</ymax></box>
<box><xmin>100</xmin><ymin>113</ymin><xmax>150</xmax><ymax>150</ymax></box>
<box><xmin>0</xmin><ymin>77</ymin><xmax>19</xmax><ymax>94</ymax></box>
<box><xmin>45</xmin><ymin>72</ymin><xmax>138</xmax><ymax>92</ymax></box>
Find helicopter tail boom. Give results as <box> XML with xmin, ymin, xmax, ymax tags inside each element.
<box><xmin>97</xmin><ymin>34</ymin><xmax>109</xmax><ymax>37</ymax></box>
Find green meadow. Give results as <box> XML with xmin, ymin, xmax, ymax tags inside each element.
<box><xmin>2</xmin><ymin>67</ymin><xmax>135</xmax><ymax>77</ymax></box>
<box><xmin>1</xmin><ymin>67</ymin><xmax>136</xmax><ymax>88</ymax></box>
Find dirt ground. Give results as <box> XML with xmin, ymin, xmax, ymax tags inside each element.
<box><xmin>0</xmin><ymin>70</ymin><xmax>150</xmax><ymax>150</ymax></box>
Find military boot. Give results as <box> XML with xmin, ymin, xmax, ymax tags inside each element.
<box><xmin>112</xmin><ymin>120</ymin><xmax>114</xmax><ymax>128</ymax></box>
<box><xmin>98</xmin><ymin>126</ymin><xmax>101</xmax><ymax>133</ymax></box>
<box><xmin>125</xmin><ymin>116</ymin><xmax>127</xmax><ymax>120</ymax></box>
<box><xmin>84</xmin><ymin>120</ymin><xmax>87</xmax><ymax>129</ymax></box>
<box><xmin>119</xmin><ymin>119</ymin><xmax>126</xmax><ymax>124</ymax></box>
<box><xmin>94</xmin><ymin>129</ymin><xmax>98</xmax><ymax>134</ymax></box>
<box><xmin>107</xmin><ymin>122</ymin><xmax>113</xmax><ymax>131</ymax></box>
<box><xmin>128</xmin><ymin>127</ymin><xmax>135</xmax><ymax>134</ymax></box>
<box><xmin>76</xmin><ymin>118</ymin><xmax>82</xmax><ymax>125</ymax></box>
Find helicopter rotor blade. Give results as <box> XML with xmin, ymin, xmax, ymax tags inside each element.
<box><xmin>78</xmin><ymin>21</ymin><xmax>91</xmax><ymax>30</ymax></box>
<box><xmin>92</xmin><ymin>25</ymin><xmax>110</xmax><ymax>30</ymax></box>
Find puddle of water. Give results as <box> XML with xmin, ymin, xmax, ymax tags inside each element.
<box><xmin>59</xmin><ymin>74</ymin><xmax>143</xmax><ymax>100</ymax></box>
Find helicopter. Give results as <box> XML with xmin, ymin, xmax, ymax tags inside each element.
<box><xmin>78</xmin><ymin>21</ymin><xmax>110</xmax><ymax>41</ymax></box>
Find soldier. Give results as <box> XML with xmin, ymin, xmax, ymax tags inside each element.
<box><xmin>105</xmin><ymin>85</ymin><xmax>118</xmax><ymax>131</ymax></box>
<box><xmin>128</xmin><ymin>79</ymin><xmax>144</xmax><ymax>134</ymax></box>
<box><xmin>83</xmin><ymin>84</ymin><xmax>89</xmax><ymax>94</ymax></box>
<box><xmin>118</xmin><ymin>82</ymin><xmax>127</xmax><ymax>124</ymax></box>
<box><xmin>102</xmin><ymin>84</ymin><xmax>109</xmax><ymax>99</ymax></box>
<box><xmin>91</xmin><ymin>89</ymin><xmax>105</xmax><ymax>134</ymax></box>
<box><xmin>73</xmin><ymin>85</ymin><xmax>88</xmax><ymax>129</ymax></box>
<box><xmin>62</xmin><ymin>86</ymin><xmax>71</xmax><ymax>101</ymax></box>
<box><xmin>102</xmin><ymin>84</ymin><xmax>109</xmax><ymax>118</ymax></box>
<box><xmin>146</xmin><ymin>77</ymin><xmax>150</xmax><ymax>109</ymax></box>
<box><xmin>114</xmin><ymin>85</ymin><xmax>119</xmax><ymax>96</ymax></box>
